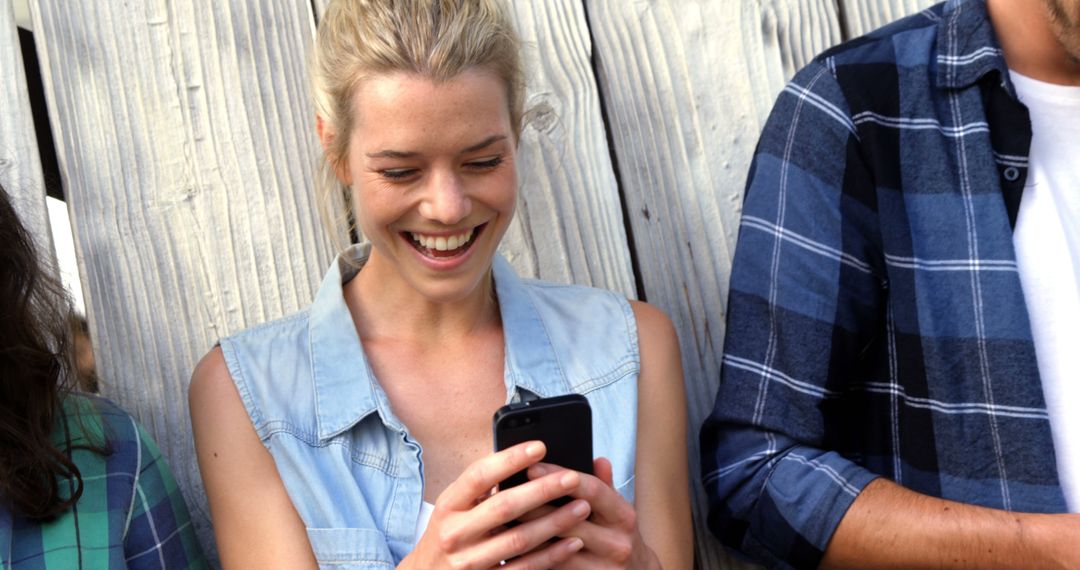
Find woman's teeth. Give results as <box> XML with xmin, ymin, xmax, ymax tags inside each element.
<box><xmin>410</xmin><ymin>228</ymin><xmax>475</xmax><ymax>252</ymax></box>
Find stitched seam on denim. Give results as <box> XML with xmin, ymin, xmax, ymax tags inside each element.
<box><xmin>572</xmin><ymin>360</ymin><xmax>638</xmax><ymax>395</ymax></box>
<box><xmin>261</xmin><ymin>424</ymin><xmax>398</xmax><ymax>474</ymax></box>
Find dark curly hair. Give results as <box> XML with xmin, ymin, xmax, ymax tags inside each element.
<box><xmin>0</xmin><ymin>184</ymin><xmax>92</xmax><ymax>519</ymax></box>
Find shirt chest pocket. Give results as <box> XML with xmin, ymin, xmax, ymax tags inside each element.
<box><xmin>306</xmin><ymin>528</ymin><xmax>396</xmax><ymax>569</ymax></box>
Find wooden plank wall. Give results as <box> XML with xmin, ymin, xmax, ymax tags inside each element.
<box><xmin>28</xmin><ymin>1</ymin><xmax>334</xmax><ymax>560</ymax></box>
<box><xmin>585</xmin><ymin>2</ymin><xmax>843</xmax><ymax>567</ymax></box>
<box><xmin>19</xmin><ymin>0</ymin><xmax>935</xmax><ymax>567</ymax></box>
<box><xmin>1</xmin><ymin>0</ymin><xmax>51</xmax><ymax>262</ymax></box>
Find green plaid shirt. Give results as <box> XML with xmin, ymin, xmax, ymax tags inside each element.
<box><xmin>1</xmin><ymin>395</ymin><xmax>207</xmax><ymax>569</ymax></box>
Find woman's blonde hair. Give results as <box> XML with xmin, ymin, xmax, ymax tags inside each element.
<box><xmin>311</xmin><ymin>0</ymin><xmax>525</xmax><ymax>247</ymax></box>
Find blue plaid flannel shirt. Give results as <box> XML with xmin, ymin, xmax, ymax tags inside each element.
<box><xmin>700</xmin><ymin>1</ymin><xmax>1068</xmax><ymax>567</ymax></box>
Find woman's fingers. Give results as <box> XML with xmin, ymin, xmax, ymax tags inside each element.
<box><xmin>439</xmin><ymin>441</ymin><xmax>546</xmax><ymax>510</ymax></box>
<box><xmin>451</xmin><ymin>469</ymin><xmax>581</xmax><ymax>541</ymax></box>
<box><xmin>546</xmin><ymin>517</ymin><xmax>636</xmax><ymax>564</ymax></box>
<box><xmin>524</xmin><ymin>459</ymin><xmax>641</xmax><ymax>563</ymax></box>
<box><xmin>593</xmin><ymin>457</ymin><xmax>614</xmax><ymax>487</ymax></box>
<box><xmin>528</xmin><ymin>461</ymin><xmax>633</xmax><ymax>528</ymax></box>
<box><xmin>459</xmin><ymin>499</ymin><xmax>592</xmax><ymax>569</ymax></box>
<box><xmin>501</xmin><ymin>536</ymin><xmax>585</xmax><ymax>570</ymax></box>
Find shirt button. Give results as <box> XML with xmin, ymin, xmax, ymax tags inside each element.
<box><xmin>1003</xmin><ymin>166</ymin><xmax>1020</xmax><ymax>182</ymax></box>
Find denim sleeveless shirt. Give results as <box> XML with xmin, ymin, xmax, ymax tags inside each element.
<box><xmin>219</xmin><ymin>244</ymin><xmax>639</xmax><ymax>568</ymax></box>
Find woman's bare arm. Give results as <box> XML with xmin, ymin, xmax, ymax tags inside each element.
<box><xmin>632</xmin><ymin>301</ymin><xmax>694</xmax><ymax>570</ymax></box>
<box><xmin>189</xmin><ymin>347</ymin><xmax>318</xmax><ymax>569</ymax></box>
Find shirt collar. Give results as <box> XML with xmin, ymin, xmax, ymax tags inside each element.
<box><xmin>492</xmin><ymin>255</ymin><xmax>571</xmax><ymax>400</ymax></box>
<box><xmin>936</xmin><ymin>0</ymin><xmax>1011</xmax><ymax>91</ymax></box>
<box><xmin>309</xmin><ymin>244</ymin><xmax>570</xmax><ymax>441</ymax></box>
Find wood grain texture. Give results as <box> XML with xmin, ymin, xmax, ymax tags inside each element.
<box><xmin>499</xmin><ymin>0</ymin><xmax>634</xmax><ymax>295</ymax></box>
<box><xmin>840</xmin><ymin>0</ymin><xmax>939</xmax><ymax>39</ymax></box>
<box><xmin>1</xmin><ymin>0</ymin><xmax>53</xmax><ymax>264</ymax></box>
<box><xmin>29</xmin><ymin>0</ymin><xmax>336</xmax><ymax>559</ymax></box>
<box><xmin>585</xmin><ymin>1</ymin><xmax>843</xmax><ymax>567</ymax></box>
<box><xmin>311</xmin><ymin>0</ymin><xmax>637</xmax><ymax>295</ymax></box>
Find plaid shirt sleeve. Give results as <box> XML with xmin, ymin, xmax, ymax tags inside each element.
<box><xmin>700</xmin><ymin>59</ymin><xmax>885</xmax><ymax>568</ymax></box>
<box><xmin>121</xmin><ymin>414</ymin><xmax>208</xmax><ymax>569</ymax></box>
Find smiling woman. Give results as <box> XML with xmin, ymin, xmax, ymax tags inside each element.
<box><xmin>187</xmin><ymin>1</ymin><xmax>692</xmax><ymax>569</ymax></box>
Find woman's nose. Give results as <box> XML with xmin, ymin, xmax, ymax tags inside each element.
<box><xmin>418</xmin><ymin>171</ymin><xmax>472</xmax><ymax>224</ymax></box>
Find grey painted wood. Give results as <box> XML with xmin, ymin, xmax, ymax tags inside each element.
<box><xmin>499</xmin><ymin>0</ymin><xmax>635</xmax><ymax>295</ymax></box>
<box><xmin>585</xmin><ymin>1</ymin><xmax>844</xmax><ymax>567</ymax></box>
<box><xmin>1</xmin><ymin>0</ymin><xmax>52</xmax><ymax>265</ymax></box>
<box><xmin>840</xmin><ymin>0</ymin><xmax>940</xmax><ymax>39</ymax></box>
<box><xmin>29</xmin><ymin>0</ymin><xmax>335</xmax><ymax>560</ymax></box>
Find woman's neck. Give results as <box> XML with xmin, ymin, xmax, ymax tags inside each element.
<box><xmin>343</xmin><ymin>252</ymin><xmax>501</xmax><ymax>346</ymax></box>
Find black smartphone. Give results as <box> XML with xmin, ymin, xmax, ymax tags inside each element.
<box><xmin>492</xmin><ymin>394</ymin><xmax>593</xmax><ymax>500</ymax></box>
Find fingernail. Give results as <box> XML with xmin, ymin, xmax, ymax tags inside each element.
<box><xmin>571</xmin><ymin>500</ymin><xmax>589</xmax><ymax>517</ymax></box>
<box><xmin>526</xmin><ymin>441</ymin><xmax>544</xmax><ymax>457</ymax></box>
<box><xmin>567</xmin><ymin>537</ymin><xmax>584</xmax><ymax>552</ymax></box>
<box><xmin>560</xmin><ymin>471</ymin><xmax>578</xmax><ymax>488</ymax></box>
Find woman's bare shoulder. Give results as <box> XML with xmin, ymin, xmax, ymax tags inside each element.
<box><xmin>189</xmin><ymin>346</ymin><xmax>239</xmax><ymax>413</ymax></box>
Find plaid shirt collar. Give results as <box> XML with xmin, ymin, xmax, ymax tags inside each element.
<box><xmin>936</xmin><ymin>0</ymin><xmax>1010</xmax><ymax>91</ymax></box>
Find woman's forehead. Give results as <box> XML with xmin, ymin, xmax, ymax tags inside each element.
<box><xmin>351</xmin><ymin>70</ymin><xmax>513</xmax><ymax>152</ymax></box>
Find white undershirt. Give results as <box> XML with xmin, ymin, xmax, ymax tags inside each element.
<box><xmin>415</xmin><ymin>501</ymin><xmax>435</xmax><ymax>541</ymax></box>
<box><xmin>1011</xmin><ymin>70</ymin><xmax>1080</xmax><ymax>511</ymax></box>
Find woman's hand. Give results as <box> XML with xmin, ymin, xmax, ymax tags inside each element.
<box><xmin>525</xmin><ymin>458</ymin><xmax>662</xmax><ymax>569</ymax></box>
<box><xmin>399</xmin><ymin>441</ymin><xmax>593</xmax><ymax>570</ymax></box>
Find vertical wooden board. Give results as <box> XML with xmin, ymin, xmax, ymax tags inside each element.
<box><xmin>0</xmin><ymin>0</ymin><xmax>52</xmax><ymax>264</ymax></box>
<box><xmin>586</xmin><ymin>1</ymin><xmax>842</xmax><ymax>567</ymax></box>
<box><xmin>500</xmin><ymin>0</ymin><xmax>634</xmax><ymax>295</ymax></box>
<box><xmin>30</xmin><ymin>0</ymin><xmax>336</xmax><ymax>559</ymax></box>
<box><xmin>311</xmin><ymin>0</ymin><xmax>636</xmax><ymax>295</ymax></box>
<box><xmin>840</xmin><ymin>0</ymin><xmax>939</xmax><ymax>39</ymax></box>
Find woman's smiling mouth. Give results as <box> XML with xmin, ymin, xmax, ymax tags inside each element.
<box><xmin>405</xmin><ymin>223</ymin><xmax>485</xmax><ymax>259</ymax></box>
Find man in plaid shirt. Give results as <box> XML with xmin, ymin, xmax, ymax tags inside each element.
<box><xmin>701</xmin><ymin>0</ymin><xmax>1080</xmax><ymax>567</ymax></box>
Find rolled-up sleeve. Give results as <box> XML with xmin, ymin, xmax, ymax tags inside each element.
<box><xmin>701</xmin><ymin>59</ymin><xmax>886</xmax><ymax>569</ymax></box>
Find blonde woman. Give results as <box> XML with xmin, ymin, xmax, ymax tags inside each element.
<box><xmin>189</xmin><ymin>1</ymin><xmax>691</xmax><ymax>568</ymax></box>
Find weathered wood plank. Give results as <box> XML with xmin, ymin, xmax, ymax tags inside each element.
<box><xmin>1</xmin><ymin>0</ymin><xmax>52</xmax><ymax>263</ymax></box>
<box><xmin>840</xmin><ymin>0</ymin><xmax>939</xmax><ymax>39</ymax></box>
<box><xmin>311</xmin><ymin>0</ymin><xmax>637</xmax><ymax>295</ymax></box>
<box><xmin>500</xmin><ymin>0</ymin><xmax>634</xmax><ymax>295</ymax></box>
<box><xmin>29</xmin><ymin>0</ymin><xmax>336</xmax><ymax>559</ymax></box>
<box><xmin>586</xmin><ymin>1</ymin><xmax>844</xmax><ymax>567</ymax></box>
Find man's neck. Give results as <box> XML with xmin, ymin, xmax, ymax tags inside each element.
<box><xmin>987</xmin><ymin>0</ymin><xmax>1080</xmax><ymax>86</ymax></box>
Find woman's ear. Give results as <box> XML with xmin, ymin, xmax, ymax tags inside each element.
<box><xmin>316</xmin><ymin>115</ymin><xmax>352</xmax><ymax>186</ymax></box>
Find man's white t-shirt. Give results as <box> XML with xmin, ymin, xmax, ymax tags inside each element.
<box><xmin>1011</xmin><ymin>70</ymin><xmax>1080</xmax><ymax>510</ymax></box>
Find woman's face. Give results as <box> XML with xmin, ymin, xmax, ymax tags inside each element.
<box><xmin>337</xmin><ymin>68</ymin><xmax>517</xmax><ymax>303</ymax></box>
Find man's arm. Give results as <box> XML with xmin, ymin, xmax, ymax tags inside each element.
<box><xmin>701</xmin><ymin>57</ymin><xmax>886</xmax><ymax>567</ymax></box>
<box><xmin>822</xmin><ymin>478</ymin><xmax>1080</xmax><ymax>569</ymax></box>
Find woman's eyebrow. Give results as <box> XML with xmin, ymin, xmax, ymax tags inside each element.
<box><xmin>365</xmin><ymin>149</ymin><xmax>418</xmax><ymax>159</ymax></box>
<box><xmin>461</xmin><ymin>134</ymin><xmax>507</xmax><ymax>154</ymax></box>
<box><xmin>365</xmin><ymin>134</ymin><xmax>508</xmax><ymax>159</ymax></box>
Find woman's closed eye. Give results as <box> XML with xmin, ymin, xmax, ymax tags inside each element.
<box><xmin>379</xmin><ymin>168</ymin><xmax>419</xmax><ymax>181</ymax></box>
<box><xmin>465</xmin><ymin>155</ymin><xmax>503</xmax><ymax>172</ymax></box>
<box><xmin>376</xmin><ymin>155</ymin><xmax>503</xmax><ymax>182</ymax></box>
